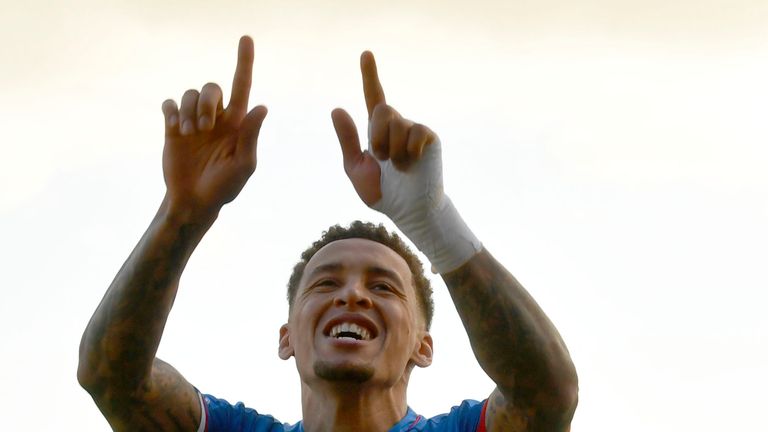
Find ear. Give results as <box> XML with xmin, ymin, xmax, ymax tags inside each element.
<box><xmin>278</xmin><ymin>324</ymin><xmax>294</xmax><ymax>360</ymax></box>
<box><xmin>410</xmin><ymin>332</ymin><xmax>433</xmax><ymax>368</ymax></box>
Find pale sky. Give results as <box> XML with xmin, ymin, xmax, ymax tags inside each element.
<box><xmin>1</xmin><ymin>1</ymin><xmax>766</xmax><ymax>431</ymax></box>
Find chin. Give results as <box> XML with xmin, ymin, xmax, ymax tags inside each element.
<box><xmin>314</xmin><ymin>360</ymin><xmax>374</xmax><ymax>383</ymax></box>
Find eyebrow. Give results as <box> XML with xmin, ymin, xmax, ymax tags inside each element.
<box><xmin>306</xmin><ymin>262</ymin><xmax>405</xmax><ymax>287</ymax></box>
<box><xmin>367</xmin><ymin>266</ymin><xmax>405</xmax><ymax>287</ymax></box>
<box><xmin>306</xmin><ymin>263</ymin><xmax>344</xmax><ymax>280</ymax></box>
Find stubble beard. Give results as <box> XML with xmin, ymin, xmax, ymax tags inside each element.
<box><xmin>314</xmin><ymin>360</ymin><xmax>374</xmax><ymax>383</ymax></box>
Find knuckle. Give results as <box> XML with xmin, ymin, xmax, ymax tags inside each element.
<box><xmin>395</xmin><ymin>118</ymin><xmax>412</xmax><ymax>133</ymax></box>
<box><xmin>411</xmin><ymin>123</ymin><xmax>428</xmax><ymax>136</ymax></box>
<box><xmin>392</xmin><ymin>144</ymin><xmax>407</xmax><ymax>158</ymax></box>
<box><xmin>243</xmin><ymin>158</ymin><xmax>257</xmax><ymax>174</ymax></box>
<box><xmin>373</xmin><ymin>103</ymin><xmax>393</xmax><ymax>117</ymax></box>
<box><xmin>391</xmin><ymin>146</ymin><xmax>409</xmax><ymax>165</ymax></box>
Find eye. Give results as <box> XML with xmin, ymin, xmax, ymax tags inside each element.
<box><xmin>370</xmin><ymin>282</ymin><xmax>394</xmax><ymax>292</ymax></box>
<box><xmin>310</xmin><ymin>279</ymin><xmax>340</xmax><ymax>291</ymax></box>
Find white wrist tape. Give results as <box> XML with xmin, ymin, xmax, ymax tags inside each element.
<box><xmin>370</xmin><ymin>138</ymin><xmax>482</xmax><ymax>273</ymax></box>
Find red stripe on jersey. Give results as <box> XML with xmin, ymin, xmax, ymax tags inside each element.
<box><xmin>476</xmin><ymin>399</ymin><xmax>488</xmax><ymax>432</ymax></box>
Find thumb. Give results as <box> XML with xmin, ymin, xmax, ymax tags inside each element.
<box><xmin>331</xmin><ymin>108</ymin><xmax>363</xmax><ymax>174</ymax></box>
<box><xmin>238</xmin><ymin>105</ymin><xmax>268</xmax><ymax>160</ymax></box>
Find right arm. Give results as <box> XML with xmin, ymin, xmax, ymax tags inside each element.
<box><xmin>77</xmin><ymin>36</ymin><xmax>268</xmax><ymax>431</ymax></box>
<box><xmin>77</xmin><ymin>200</ymin><xmax>213</xmax><ymax>430</ymax></box>
<box><xmin>332</xmin><ymin>51</ymin><xmax>577</xmax><ymax>431</ymax></box>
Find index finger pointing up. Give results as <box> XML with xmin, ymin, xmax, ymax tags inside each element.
<box><xmin>361</xmin><ymin>51</ymin><xmax>386</xmax><ymax>120</ymax></box>
<box><xmin>226</xmin><ymin>35</ymin><xmax>254</xmax><ymax>120</ymax></box>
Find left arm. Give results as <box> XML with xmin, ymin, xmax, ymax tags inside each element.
<box><xmin>331</xmin><ymin>51</ymin><xmax>577</xmax><ymax>431</ymax></box>
<box><xmin>443</xmin><ymin>249</ymin><xmax>577</xmax><ymax>431</ymax></box>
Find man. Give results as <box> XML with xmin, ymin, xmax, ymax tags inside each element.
<box><xmin>78</xmin><ymin>36</ymin><xmax>578</xmax><ymax>431</ymax></box>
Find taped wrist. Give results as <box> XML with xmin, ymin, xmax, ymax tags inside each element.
<box><xmin>382</xmin><ymin>195</ymin><xmax>482</xmax><ymax>274</ymax></box>
<box><xmin>369</xmin><ymin>138</ymin><xmax>482</xmax><ymax>273</ymax></box>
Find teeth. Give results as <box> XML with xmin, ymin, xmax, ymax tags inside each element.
<box><xmin>330</xmin><ymin>322</ymin><xmax>371</xmax><ymax>340</ymax></box>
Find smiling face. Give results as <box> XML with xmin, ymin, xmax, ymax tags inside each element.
<box><xmin>279</xmin><ymin>238</ymin><xmax>433</xmax><ymax>389</ymax></box>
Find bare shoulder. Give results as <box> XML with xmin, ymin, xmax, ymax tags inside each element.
<box><xmin>89</xmin><ymin>358</ymin><xmax>202</xmax><ymax>432</ymax></box>
<box><xmin>484</xmin><ymin>387</ymin><xmax>576</xmax><ymax>432</ymax></box>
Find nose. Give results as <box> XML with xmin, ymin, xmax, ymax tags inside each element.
<box><xmin>333</xmin><ymin>279</ymin><xmax>373</xmax><ymax>309</ymax></box>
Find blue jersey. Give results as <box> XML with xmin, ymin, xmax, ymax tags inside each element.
<box><xmin>198</xmin><ymin>393</ymin><xmax>487</xmax><ymax>432</ymax></box>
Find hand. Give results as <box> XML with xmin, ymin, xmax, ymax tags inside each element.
<box><xmin>161</xmin><ymin>36</ymin><xmax>268</xmax><ymax>218</ymax></box>
<box><xmin>331</xmin><ymin>51</ymin><xmax>440</xmax><ymax>210</ymax></box>
<box><xmin>332</xmin><ymin>52</ymin><xmax>481</xmax><ymax>274</ymax></box>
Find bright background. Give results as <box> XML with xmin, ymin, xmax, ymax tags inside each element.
<box><xmin>1</xmin><ymin>1</ymin><xmax>767</xmax><ymax>430</ymax></box>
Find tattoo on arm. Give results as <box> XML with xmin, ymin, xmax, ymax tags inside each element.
<box><xmin>79</xmin><ymin>208</ymin><xmax>210</xmax><ymax>430</ymax></box>
<box><xmin>442</xmin><ymin>249</ymin><xmax>577</xmax><ymax>430</ymax></box>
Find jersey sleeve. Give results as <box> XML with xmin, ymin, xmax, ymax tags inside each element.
<box><xmin>198</xmin><ymin>392</ymin><xmax>289</xmax><ymax>432</ymax></box>
<box><xmin>419</xmin><ymin>399</ymin><xmax>488</xmax><ymax>432</ymax></box>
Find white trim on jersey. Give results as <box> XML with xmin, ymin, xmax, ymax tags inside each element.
<box><xmin>197</xmin><ymin>392</ymin><xmax>207</xmax><ymax>432</ymax></box>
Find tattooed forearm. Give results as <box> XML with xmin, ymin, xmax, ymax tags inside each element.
<box><xmin>103</xmin><ymin>360</ymin><xmax>201</xmax><ymax>431</ymax></box>
<box><xmin>442</xmin><ymin>249</ymin><xmax>578</xmax><ymax>430</ymax></box>
<box><xmin>78</xmin><ymin>200</ymin><xmax>211</xmax><ymax>430</ymax></box>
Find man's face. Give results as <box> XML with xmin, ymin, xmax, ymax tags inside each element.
<box><xmin>279</xmin><ymin>238</ymin><xmax>432</xmax><ymax>388</ymax></box>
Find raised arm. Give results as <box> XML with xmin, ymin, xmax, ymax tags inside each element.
<box><xmin>77</xmin><ymin>36</ymin><xmax>268</xmax><ymax>431</ymax></box>
<box><xmin>442</xmin><ymin>251</ymin><xmax>578</xmax><ymax>431</ymax></box>
<box><xmin>332</xmin><ymin>52</ymin><xmax>577</xmax><ymax>431</ymax></box>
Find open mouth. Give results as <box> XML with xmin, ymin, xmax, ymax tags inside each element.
<box><xmin>329</xmin><ymin>322</ymin><xmax>371</xmax><ymax>341</ymax></box>
<box><xmin>323</xmin><ymin>315</ymin><xmax>378</xmax><ymax>342</ymax></box>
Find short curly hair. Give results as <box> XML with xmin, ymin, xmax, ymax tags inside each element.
<box><xmin>287</xmin><ymin>221</ymin><xmax>434</xmax><ymax>330</ymax></box>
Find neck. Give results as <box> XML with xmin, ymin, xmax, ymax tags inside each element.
<box><xmin>300</xmin><ymin>380</ymin><xmax>409</xmax><ymax>432</ymax></box>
